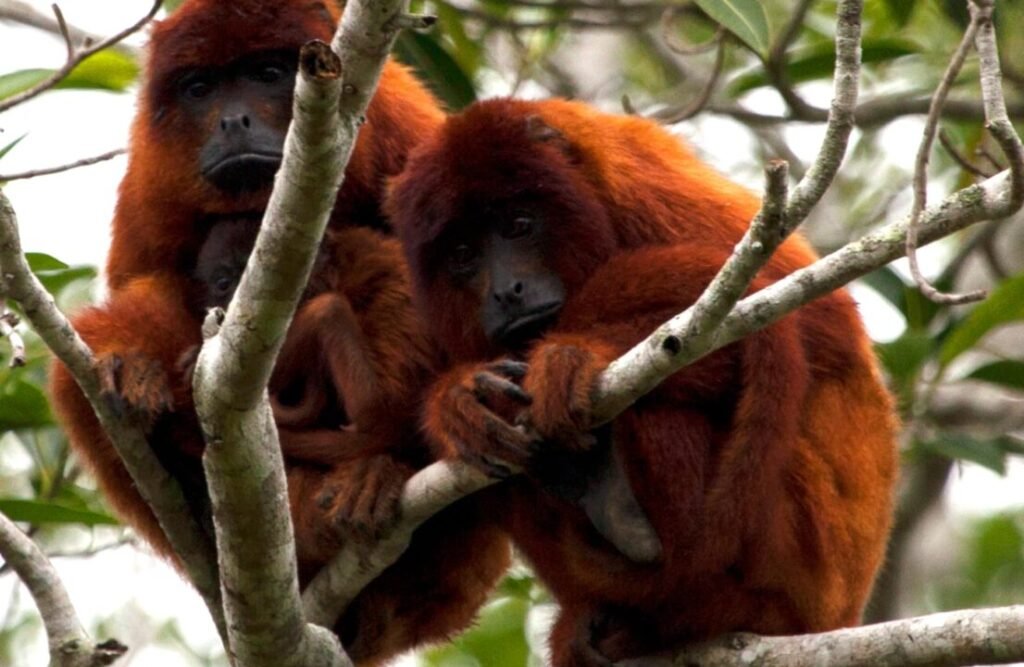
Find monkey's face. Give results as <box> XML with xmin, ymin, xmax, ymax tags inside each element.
<box><xmin>169</xmin><ymin>50</ymin><xmax>296</xmax><ymax>195</ymax></box>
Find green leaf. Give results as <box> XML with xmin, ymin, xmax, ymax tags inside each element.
<box><xmin>394</xmin><ymin>32</ymin><xmax>477</xmax><ymax>111</ymax></box>
<box><xmin>435</xmin><ymin>4</ymin><xmax>484</xmax><ymax>76</ymax></box>
<box><xmin>0</xmin><ymin>378</ymin><xmax>53</xmax><ymax>429</ymax></box>
<box><xmin>35</xmin><ymin>265</ymin><xmax>97</xmax><ymax>297</ymax></box>
<box><xmin>425</xmin><ymin>597</ymin><xmax>530</xmax><ymax>667</ymax></box>
<box><xmin>0</xmin><ymin>499</ymin><xmax>118</xmax><ymax>526</ymax></box>
<box><xmin>861</xmin><ymin>266</ymin><xmax>908</xmax><ymax>311</ymax></box>
<box><xmin>875</xmin><ymin>331</ymin><xmax>933</xmax><ymax>386</ymax></box>
<box><xmin>57</xmin><ymin>49</ymin><xmax>140</xmax><ymax>92</ymax></box>
<box><xmin>694</xmin><ymin>0</ymin><xmax>770</xmax><ymax>57</ymax></box>
<box><xmin>0</xmin><ymin>69</ymin><xmax>50</xmax><ymax>102</ymax></box>
<box><xmin>26</xmin><ymin>253</ymin><xmax>69</xmax><ymax>272</ymax></box>
<box><xmin>0</xmin><ymin>133</ymin><xmax>27</xmax><ymax>161</ymax></box>
<box><xmin>729</xmin><ymin>38</ymin><xmax>918</xmax><ymax>94</ymax></box>
<box><xmin>0</xmin><ymin>50</ymin><xmax>138</xmax><ymax>103</ymax></box>
<box><xmin>966</xmin><ymin>360</ymin><xmax>1024</xmax><ymax>391</ymax></box>
<box><xmin>939</xmin><ymin>273</ymin><xmax>1024</xmax><ymax>367</ymax></box>
<box><xmin>163</xmin><ymin>0</ymin><xmax>185</xmax><ymax>12</ymax></box>
<box><xmin>918</xmin><ymin>435</ymin><xmax>1008</xmax><ymax>475</ymax></box>
<box><xmin>883</xmin><ymin>0</ymin><xmax>917</xmax><ymax>26</ymax></box>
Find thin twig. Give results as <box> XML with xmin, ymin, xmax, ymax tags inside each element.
<box><xmin>0</xmin><ymin>0</ymin><xmax>161</xmax><ymax>114</ymax></box>
<box><xmin>905</xmin><ymin>7</ymin><xmax>987</xmax><ymax>305</ymax></box>
<box><xmin>938</xmin><ymin>128</ymin><xmax>992</xmax><ymax>178</ymax></box>
<box><xmin>654</xmin><ymin>29</ymin><xmax>726</xmax><ymax>123</ymax></box>
<box><xmin>0</xmin><ymin>0</ymin><xmax>138</xmax><ymax>57</ymax></box>
<box><xmin>771</xmin><ymin>0</ymin><xmax>815</xmax><ymax>64</ymax></box>
<box><xmin>707</xmin><ymin>95</ymin><xmax>1024</xmax><ymax>129</ymax></box>
<box><xmin>660</xmin><ymin>6</ymin><xmax>719</xmax><ymax>56</ymax></box>
<box><xmin>765</xmin><ymin>0</ymin><xmax>822</xmax><ymax>118</ymax></box>
<box><xmin>0</xmin><ymin>149</ymin><xmax>125</xmax><ymax>183</ymax></box>
<box><xmin>971</xmin><ymin>0</ymin><xmax>1024</xmax><ymax>212</ymax></box>
<box><xmin>782</xmin><ymin>0</ymin><xmax>861</xmax><ymax>226</ymax></box>
<box><xmin>0</xmin><ymin>512</ymin><xmax>128</xmax><ymax>666</ymax></box>
<box><xmin>0</xmin><ymin>308</ymin><xmax>25</xmax><ymax>367</ymax></box>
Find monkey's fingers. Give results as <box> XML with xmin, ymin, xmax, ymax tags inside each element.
<box><xmin>320</xmin><ymin>456</ymin><xmax>412</xmax><ymax>544</ymax></box>
<box><xmin>473</xmin><ymin>370</ymin><xmax>532</xmax><ymax>406</ymax></box>
<box><xmin>486</xmin><ymin>359</ymin><xmax>528</xmax><ymax>380</ymax></box>
<box><xmin>95</xmin><ymin>352</ymin><xmax>173</xmax><ymax>425</ymax></box>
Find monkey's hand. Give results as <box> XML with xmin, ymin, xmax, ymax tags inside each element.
<box><xmin>423</xmin><ymin>360</ymin><xmax>539</xmax><ymax>478</ymax></box>
<box><xmin>520</xmin><ymin>337</ymin><xmax>617</xmax><ymax>446</ymax></box>
<box><xmin>95</xmin><ymin>350</ymin><xmax>174</xmax><ymax>428</ymax></box>
<box><xmin>316</xmin><ymin>454</ymin><xmax>415</xmax><ymax>543</ymax></box>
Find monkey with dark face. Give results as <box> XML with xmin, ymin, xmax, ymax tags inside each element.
<box><xmin>388</xmin><ymin>98</ymin><xmax>898</xmax><ymax>665</ymax></box>
<box><xmin>48</xmin><ymin>1</ymin><xmax>512</xmax><ymax>662</ymax></box>
<box><xmin>49</xmin><ymin>0</ymin><xmax>445</xmax><ymax>562</ymax></box>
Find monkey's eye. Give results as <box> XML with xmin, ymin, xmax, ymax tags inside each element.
<box><xmin>449</xmin><ymin>244</ymin><xmax>477</xmax><ymax>276</ymax></box>
<box><xmin>180</xmin><ymin>74</ymin><xmax>214</xmax><ymax>100</ymax></box>
<box><xmin>252</xmin><ymin>63</ymin><xmax>286</xmax><ymax>84</ymax></box>
<box><xmin>500</xmin><ymin>216</ymin><xmax>534</xmax><ymax>240</ymax></box>
<box><xmin>213</xmin><ymin>275</ymin><xmax>234</xmax><ymax>295</ymax></box>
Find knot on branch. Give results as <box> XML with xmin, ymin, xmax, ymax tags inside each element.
<box><xmin>201</xmin><ymin>307</ymin><xmax>225</xmax><ymax>340</ymax></box>
<box><xmin>299</xmin><ymin>40</ymin><xmax>342</xmax><ymax>81</ymax></box>
<box><xmin>387</xmin><ymin>12</ymin><xmax>437</xmax><ymax>32</ymax></box>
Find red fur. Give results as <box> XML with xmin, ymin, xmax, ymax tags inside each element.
<box><xmin>388</xmin><ymin>98</ymin><xmax>898</xmax><ymax>664</ymax></box>
<box><xmin>105</xmin><ymin>0</ymin><xmax>445</xmax><ymax>291</ymax></box>
<box><xmin>48</xmin><ymin>2</ymin><xmax>507</xmax><ymax>663</ymax></box>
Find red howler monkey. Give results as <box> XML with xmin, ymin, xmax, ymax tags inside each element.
<box><xmin>387</xmin><ymin>98</ymin><xmax>898</xmax><ymax>665</ymax></box>
<box><xmin>48</xmin><ymin>0</ymin><xmax>444</xmax><ymax>559</ymax></box>
<box><xmin>48</xmin><ymin>1</ymin><xmax>510</xmax><ymax>663</ymax></box>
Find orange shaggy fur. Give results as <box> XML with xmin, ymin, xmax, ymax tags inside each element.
<box><xmin>388</xmin><ymin>98</ymin><xmax>898</xmax><ymax>665</ymax></box>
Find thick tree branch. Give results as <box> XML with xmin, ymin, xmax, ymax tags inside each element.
<box><xmin>192</xmin><ymin>0</ymin><xmax>418</xmax><ymax>663</ymax></box>
<box><xmin>193</xmin><ymin>41</ymin><xmax>349</xmax><ymax>667</ymax></box>
<box><xmin>0</xmin><ymin>511</ymin><xmax>128</xmax><ymax>667</ymax></box>
<box><xmin>617</xmin><ymin>605</ymin><xmax>1024</xmax><ymax>667</ymax></box>
<box><xmin>0</xmin><ymin>0</ymin><xmax>159</xmax><ymax>114</ymax></box>
<box><xmin>0</xmin><ymin>189</ymin><xmax>227</xmax><ymax>642</ymax></box>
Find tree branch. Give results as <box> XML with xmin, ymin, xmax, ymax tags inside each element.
<box><xmin>0</xmin><ymin>511</ymin><xmax>128</xmax><ymax>667</ymax></box>
<box><xmin>707</xmin><ymin>95</ymin><xmax>1024</xmax><ymax>129</ymax></box>
<box><xmin>618</xmin><ymin>605</ymin><xmax>1024</xmax><ymax>667</ymax></box>
<box><xmin>192</xmin><ymin>41</ymin><xmax>348</xmax><ymax>667</ymax></box>
<box><xmin>0</xmin><ymin>189</ymin><xmax>228</xmax><ymax>644</ymax></box>
<box><xmin>303</xmin><ymin>460</ymin><xmax>495</xmax><ymax>627</ymax></box>
<box><xmin>0</xmin><ymin>0</ymin><xmax>139</xmax><ymax>57</ymax></box>
<box><xmin>0</xmin><ymin>307</ymin><xmax>25</xmax><ymax>367</ymax></box>
<box><xmin>0</xmin><ymin>148</ymin><xmax>125</xmax><ymax>183</ymax></box>
<box><xmin>0</xmin><ymin>0</ymin><xmax>159</xmax><ymax>114</ymax></box>
<box><xmin>191</xmin><ymin>0</ymin><xmax>419</xmax><ymax>664</ymax></box>
<box><xmin>905</xmin><ymin>3</ymin><xmax>987</xmax><ymax>305</ymax></box>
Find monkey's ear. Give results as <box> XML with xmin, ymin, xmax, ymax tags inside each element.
<box><xmin>525</xmin><ymin>114</ymin><xmax>580</xmax><ymax>162</ymax></box>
